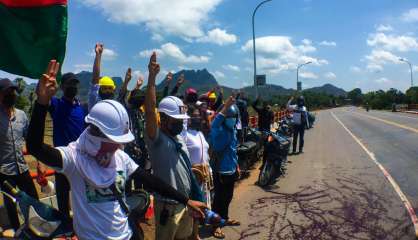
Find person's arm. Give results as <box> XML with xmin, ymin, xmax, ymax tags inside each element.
<box><xmin>92</xmin><ymin>43</ymin><xmax>103</xmax><ymax>85</ymax></box>
<box><xmin>162</xmin><ymin>72</ymin><xmax>173</xmax><ymax>97</ymax></box>
<box><xmin>252</xmin><ymin>98</ymin><xmax>262</xmax><ymax>114</ymax></box>
<box><xmin>118</xmin><ymin>68</ymin><xmax>132</xmax><ymax>104</ymax></box>
<box><xmin>170</xmin><ymin>73</ymin><xmax>185</xmax><ymax>96</ymax></box>
<box><xmin>145</xmin><ymin>52</ymin><xmax>160</xmax><ymax>140</ymax></box>
<box><xmin>210</xmin><ymin>96</ymin><xmax>235</xmax><ymax>151</ymax></box>
<box><xmin>213</xmin><ymin>87</ymin><xmax>223</xmax><ymax>111</ymax></box>
<box><xmin>286</xmin><ymin>96</ymin><xmax>296</xmax><ymax>110</ymax></box>
<box><xmin>26</xmin><ymin>60</ymin><xmax>63</xmax><ymax>169</ymax></box>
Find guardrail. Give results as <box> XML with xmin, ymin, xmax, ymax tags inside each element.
<box><xmin>249</xmin><ymin>110</ymin><xmax>291</xmax><ymax>128</ymax></box>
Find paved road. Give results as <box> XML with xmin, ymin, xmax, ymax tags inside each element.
<box><xmin>203</xmin><ymin>107</ymin><xmax>417</xmax><ymax>240</ymax></box>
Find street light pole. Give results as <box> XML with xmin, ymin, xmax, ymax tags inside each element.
<box><xmin>252</xmin><ymin>0</ymin><xmax>272</xmax><ymax>98</ymax></box>
<box><xmin>296</xmin><ymin>61</ymin><xmax>312</xmax><ymax>91</ymax></box>
<box><xmin>399</xmin><ymin>58</ymin><xmax>414</xmax><ymax>88</ymax></box>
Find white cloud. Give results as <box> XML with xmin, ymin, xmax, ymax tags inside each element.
<box><xmin>196</xmin><ymin>28</ymin><xmax>237</xmax><ymax>46</ymax></box>
<box><xmin>375</xmin><ymin>77</ymin><xmax>392</xmax><ymax>84</ymax></box>
<box><xmin>367</xmin><ymin>32</ymin><xmax>418</xmax><ymax>52</ymax></box>
<box><xmin>241</xmin><ymin>35</ymin><xmax>328</xmax><ymax>74</ymax></box>
<box><xmin>366</xmin><ymin>64</ymin><xmax>383</xmax><ymax>72</ymax></box>
<box><xmin>90</xmin><ymin>48</ymin><xmax>118</xmax><ymax>60</ymax></box>
<box><xmin>376</xmin><ymin>24</ymin><xmax>393</xmax><ymax>32</ymax></box>
<box><xmin>324</xmin><ymin>72</ymin><xmax>336</xmax><ymax>79</ymax></box>
<box><xmin>319</xmin><ymin>41</ymin><xmax>337</xmax><ymax>47</ymax></box>
<box><xmin>74</xmin><ymin>64</ymin><xmax>92</xmax><ymax>73</ymax></box>
<box><xmin>401</xmin><ymin>8</ymin><xmax>418</xmax><ymax>22</ymax></box>
<box><xmin>213</xmin><ymin>71</ymin><xmax>225</xmax><ymax>79</ymax></box>
<box><xmin>299</xmin><ymin>71</ymin><xmax>318</xmax><ymax>79</ymax></box>
<box><xmin>350</xmin><ymin>66</ymin><xmax>362</xmax><ymax>73</ymax></box>
<box><xmin>414</xmin><ymin>66</ymin><xmax>418</xmax><ymax>72</ymax></box>
<box><xmin>222</xmin><ymin>64</ymin><xmax>240</xmax><ymax>72</ymax></box>
<box><xmin>364</xmin><ymin>49</ymin><xmax>401</xmax><ymax>72</ymax></box>
<box><xmin>139</xmin><ymin>42</ymin><xmax>210</xmax><ymax>64</ymax></box>
<box><xmin>80</xmin><ymin>0</ymin><xmax>222</xmax><ymax>39</ymax></box>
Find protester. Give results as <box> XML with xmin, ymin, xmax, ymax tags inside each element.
<box><xmin>0</xmin><ymin>78</ymin><xmax>39</xmax><ymax>231</ymax></box>
<box><xmin>26</xmin><ymin>59</ymin><xmax>207</xmax><ymax>240</ymax></box>
<box><xmin>236</xmin><ymin>92</ymin><xmax>249</xmax><ymax>143</ymax></box>
<box><xmin>117</xmin><ymin>68</ymin><xmax>151</xmax><ymax>191</ymax></box>
<box><xmin>185</xmin><ymin>88</ymin><xmax>198</xmax><ymax>106</ymax></box>
<box><xmin>185</xmin><ymin>105</ymin><xmax>213</xmax><ymax>240</ymax></box>
<box><xmin>145</xmin><ymin>52</ymin><xmax>206</xmax><ymax>240</ymax></box>
<box><xmin>287</xmin><ymin>96</ymin><xmax>309</xmax><ymax>154</ymax></box>
<box><xmin>48</xmin><ymin>72</ymin><xmax>87</xmax><ymax>225</ymax></box>
<box><xmin>88</xmin><ymin>43</ymin><xmax>116</xmax><ymax>111</ymax></box>
<box><xmin>252</xmin><ymin>97</ymin><xmax>274</xmax><ymax>132</ymax></box>
<box><xmin>199</xmin><ymin>86</ymin><xmax>223</xmax><ymax>111</ymax></box>
<box><xmin>210</xmin><ymin>96</ymin><xmax>241</xmax><ymax>239</ymax></box>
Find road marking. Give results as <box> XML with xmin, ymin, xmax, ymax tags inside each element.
<box><xmin>348</xmin><ymin>110</ymin><xmax>418</xmax><ymax>134</ymax></box>
<box><xmin>331</xmin><ymin>111</ymin><xmax>418</xmax><ymax>238</ymax></box>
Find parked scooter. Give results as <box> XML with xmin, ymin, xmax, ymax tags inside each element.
<box><xmin>0</xmin><ymin>181</ymin><xmax>74</xmax><ymax>239</ymax></box>
<box><xmin>257</xmin><ymin>131</ymin><xmax>290</xmax><ymax>187</ymax></box>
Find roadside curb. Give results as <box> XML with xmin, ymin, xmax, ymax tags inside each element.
<box><xmin>404</xmin><ymin>111</ymin><xmax>418</xmax><ymax>115</ymax></box>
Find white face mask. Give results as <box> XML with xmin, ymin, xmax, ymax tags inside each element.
<box><xmin>84</xmin><ymin>130</ymin><xmax>121</xmax><ymax>168</ymax></box>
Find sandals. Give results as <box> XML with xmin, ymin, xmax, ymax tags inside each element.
<box><xmin>226</xmin><ymin>219</ymin><xmax>241</xmax><ymax>226</ymax></box>
<box><xmin>212</xmin><ymin>227</ymin><xmax>225</xmax><ymax>239</ymax></box>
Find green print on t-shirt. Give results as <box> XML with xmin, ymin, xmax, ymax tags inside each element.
<box><xmin>85</xmin><ymin>171</ymin><xmax>126</xmax><ymax>203</ymax></box>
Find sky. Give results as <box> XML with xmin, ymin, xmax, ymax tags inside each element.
<box><xmin>1</xmin><ymin>0</ymin><xmax>418</xmax><ymax>92</ymax></box>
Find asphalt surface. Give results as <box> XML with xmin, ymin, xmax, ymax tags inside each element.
<box><xmin>203</xmin><ymin>107</ymin><xmax>418</xmax><ymax>240</ymax></box>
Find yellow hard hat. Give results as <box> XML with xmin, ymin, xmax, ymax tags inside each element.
<box><xmin>208</xmin><ymin>92</ymin><xmax>217</xmax><ymax>100</ymax></box>
<box><xmin>99</xmin><ymin>76</ymin><xmax>116</xmax><ymax>89</ymax></box>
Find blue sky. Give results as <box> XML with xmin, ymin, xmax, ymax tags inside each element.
<box><xmin>1</xmin><ymin>0</ymin><xmax>418</xmax><ymax>92</ymax></box>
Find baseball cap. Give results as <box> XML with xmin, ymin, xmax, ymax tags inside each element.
<box><xmin>0</xmin><ymin>78</ymin><xmax>18</xmax><ymax>93</ymax></box>
<box><xmin>61</xmin><ymin>73</ymin><xmax>80</xmax><ymax>85</ymax></box>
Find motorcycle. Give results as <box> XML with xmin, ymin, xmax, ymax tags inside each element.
<box><xmin>257</xmin><ymin>131</ymin><xmax>291</xmax><ymax>187</ymax></box>
<box><xmin>0</xmin><ymin>181</ymin><xmax>74</xmax><ymax>239</ymax></box>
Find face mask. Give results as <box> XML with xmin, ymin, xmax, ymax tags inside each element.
<box><xmin>2</xmin><ymin>94</ymin><xmax>17</xmax><ymax>108</ymax></box>
<box><xmin>189</xmin><ymin>117</ymin><xmax>201</xmax><ymax>130</ymax></box>
<box><xmin>168</xmin><ymin>121</ymin><xmax>184</xmax><ymax>136</ymax></box>
<box><xmin>84</xmin><ymin>131</ymin><xmax>120</xmax><ymax>168</ymax></box>
<box><xmin>224</xmin><ymin>118</ymin><xmax>236</xmax><ymax>130</ymax></box>
<box><xmin>64</xmin><ymin>87</ymin><xmax>78</xmax><ymax>99</ymax></box>
<box><xmin>99</xmin><ymin>91</ymin><xmax>114</xmax><ymax>100</ymax></box>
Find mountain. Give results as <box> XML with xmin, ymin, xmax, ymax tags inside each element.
<box><xmin>156</xmin><ymin>69</ymin><xmax>218</xmax><ymax>94</ymax></box>
<box><xmin>304</xmin><ymin>84</ymin><xmax>347</xmax><ymax>97</ymax></box>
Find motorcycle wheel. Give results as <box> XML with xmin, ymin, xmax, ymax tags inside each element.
<box><xmin>258</xmin><ymin>161</ymin><xmax>275</xmax><ymax>187</ymax></box>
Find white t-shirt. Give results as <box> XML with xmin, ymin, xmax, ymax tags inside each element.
<box><xmin>185</xmin><ymin>130</ymin><xmax>209</xmax><ymax>165</ymax></box>
<box><xmin>57</xmin><ymin>146</ymin><xmax>138</xmax><ymax>240</ymax></box>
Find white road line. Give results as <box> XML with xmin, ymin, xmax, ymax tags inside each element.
<box><xmin>369</xmin><ymin>110</ymin><xmax>418</xmax><ymax>121</ymax></box>
<box><xmin>331</xmin><ymin>111</ymin><xmax>418</xmax><ymax>238</ymax></box>
<box><xmin>348</xmin><ymin>110</ymin><xmax>418</xmax><ymax>134</ymax></box>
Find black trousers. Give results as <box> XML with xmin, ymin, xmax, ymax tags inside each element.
<box><xmin>55</xmin><ymin>173</ymin><xmax>71</xmax><ymax>220</ymax></box>
<box><xmin>0</xmin><ymin>171</ymin><xmax>39</xmax><ymax>230</ymax></box>
<box><xmin>292</xmin><ymin>124</ymin><xmax>305</xmax><ymax>152</ymax></box>
<box><xmin>212</xmin><ymin>172</ymin><xmax>238</xmax><ymax>220</ymax></box>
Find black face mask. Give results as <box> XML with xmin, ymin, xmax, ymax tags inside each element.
<box><xmin>99</xmin><ymin>91</ymin><xmax>114</xmax><ymax>100</ymax></box>
<box><xmin>189</xmin><ymin>117</ymin><xmax>201</xmax><ymax>130</ymax></box>
<box><xmin>2</xmin><ymin>94</ymin><xmax>17</xmax><ymax>108</ymax></box>
<box><xmin>64</xmin><ymin>87</ymin><xmax>78</xmax><ymax>99</ymax></box>
<box><xmin>168</xmin><ymin>121</ymin><xmax>184</xmax><ymax>136</ymax></box>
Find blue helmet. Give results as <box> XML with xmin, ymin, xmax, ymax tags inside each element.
<box><xmin>218</xmin><ymin>104</ymin><xmax>239</xmax><ymax>118</ymax></box>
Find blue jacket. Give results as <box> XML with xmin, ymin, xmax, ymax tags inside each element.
<box><xmin>210</xmin><ymin>113</ymin><xmax>238</xmax><ymax>174</ymax></box>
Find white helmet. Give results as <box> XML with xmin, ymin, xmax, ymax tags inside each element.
<box><xmin>158</xmin><ymin>96</ymin><xmax>189</xmax><ymax>119</ymax></box>
<box><xmin>85</xmin><ymin>100</ymin><xmax>134</xmax><ymax>143</ymax></box>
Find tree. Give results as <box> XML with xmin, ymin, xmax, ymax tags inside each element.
<box><xmin>406</xmin><ymin>87</ymin><xmax>418</xmax><ymax>104</ymax></box>
<box><xmin>347</xmin><ymin>88</ymin><xmax>363</xmax><ymax>106</ymax></box>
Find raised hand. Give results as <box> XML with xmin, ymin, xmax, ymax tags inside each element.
<box><xmin>176</xmin><ymin>73</ymin><xmax>185</xmax><ymax>87</ymax></box>
<box><xmin>148</xmin><ymin>52</ymin><xmax>160</xmax><ymax>81</ymax></box>
<box><xmin>95</xmin><ymin>43</ymin><xmax>104</xmax><ymax>55</ymax></box>
<box><xmin>135</xmin><ymin>75</ymin><xmax>144</xmax><ymax>90</ymax></box>
<box><xmin>37</xmin><ymin>60</ymin><xmax>60</xmax><ymax>105</ymax></box>
<box><xmin>165</xmin><ymin>72</ymin><xmax>173</xmax><ymax>86</ymax></box>
<box><xmin>124</xmin><ymin>68</ymin><xmax>132</xmax><ymax>84</ymax></box>
<box><xmin>224</xmin><ymin>96</ymin><xmax>236</xmax><ymax>109</ymax></box>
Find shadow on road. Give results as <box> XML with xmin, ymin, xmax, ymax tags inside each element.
<box><xmin>239</xmin><ymin>172</ymin><xmax>413</xmax><ymax>240</ymax></box>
